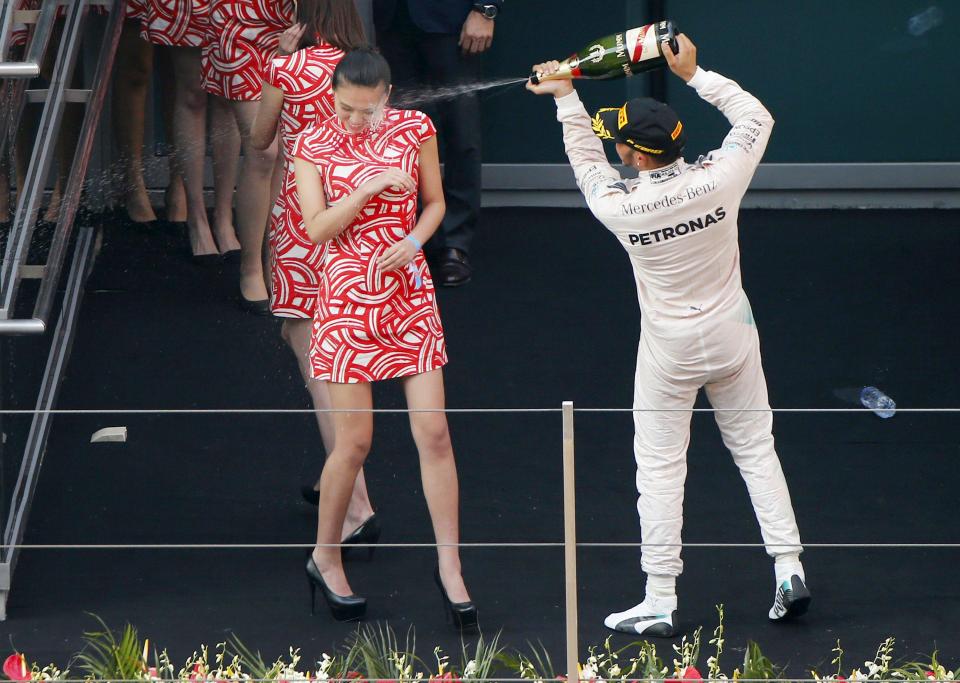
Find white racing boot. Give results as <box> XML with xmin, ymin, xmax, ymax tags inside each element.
<box><xmin>604</xmin><ymin>595</ymin><xmax>678</xmax><ymax>637</ymax></box>
<box><xmin>768</xmin><ymin>574</ymin><xmax>811</xmax><ymax>621</ymax></box>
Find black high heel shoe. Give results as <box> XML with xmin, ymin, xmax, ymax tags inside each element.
<box><xmin>341</xmin><ymin>514</ymin><xmax>381</xmax><ymax>561</ymax></box>
<box><xmin>434</xmin><ymin>566</ymin><xmax>478</xmax><ymax>632</ymax></box>
<box><xmin>238</xmin><ymin>294</ymin><xmax>270</xmax><ymax>315</ymax></box>
<box><xmin>305</xmin><ymin>556</ymin><xmax>366</xmax><ymax>621</ymax></box>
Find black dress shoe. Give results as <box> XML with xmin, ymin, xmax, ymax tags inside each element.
<box><xmin>437</xmin><ymin>248</ymin><xmax>472</xmax><ymax>287</ymax></box>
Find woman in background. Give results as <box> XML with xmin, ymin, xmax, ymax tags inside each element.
<box><xmin>202</xmin><ymin>0</ymin><xmax>292</xmax><ymax>310</ymax></box>
<box><xmin>250</xmin><ymin>0</ymin><xmax>377</xmax><ymax>550</ymax></box>
<box><xmin>142</xmin><ymin>0</ymin><xmax>241</xmax><ymax>259</ymax></box>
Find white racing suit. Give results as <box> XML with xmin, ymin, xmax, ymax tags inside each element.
<box><xmin>555</xmin><ymin>67</ymin><xmax>802</xmax><ymax>576</ymax></box>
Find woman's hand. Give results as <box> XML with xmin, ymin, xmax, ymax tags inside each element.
<box><xmin>361</xmin><ymin>168</ymin><xmax>416</xmax><ymax>197</ymax></box>
<box><xmin>376</xmin><ymin>237</ymin><xmax>419</xmax><ymax>273</ymax></box>
<box><xmin>277</xmin><ymin>23</ymin><xmax>306</xmax><ymax>56</ymax></box>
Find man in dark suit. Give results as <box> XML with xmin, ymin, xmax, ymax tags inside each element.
<box><xmin>373</xmin><ymin>0</ymin><xmax>504</xmax><ymax>286</ymax></box>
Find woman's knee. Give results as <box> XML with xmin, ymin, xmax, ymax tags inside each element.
<box><xmin>333</xmin><ymin>411</ymin><xmax>373</xmax><ymax>460</ymax></box>
<box><xmin>243</xmin><ymin>144</ymin><xmax>278</xmax><ymax>175</ymax></box>
<box><xmin>411</xmin><ymin>417</ymin><xmax>452</xmax><ymax>458</ymax></box>
<box><xmin>330</xmin><ymin>436</ymin><xmax>371</xmax><ymax>468</ymax></box>
<box><xmin>177</xmin><ymin>86</ymin><xmax>207</xmax><ymax>114</ymax></box>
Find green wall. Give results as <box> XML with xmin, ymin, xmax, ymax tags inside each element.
<box><xmin>480</xmin><ymin>1</ymin><xmax>958</xmax><ymax>164</ymax></box>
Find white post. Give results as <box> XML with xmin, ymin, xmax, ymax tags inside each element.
<box><xmin>562</xmin><ymin>401</ymin><xmax>578</xmax><ymax>683</ymax></box>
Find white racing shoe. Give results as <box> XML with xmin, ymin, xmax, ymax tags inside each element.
<box><xmin>769</xmin><ymin>574</ymin><xmax>811</xmax><ymax>621</ymax></box>
<box><xmin>604</xmin><ymin>597</ymin><xmax>678</xmax><ymax>637</ymax></box>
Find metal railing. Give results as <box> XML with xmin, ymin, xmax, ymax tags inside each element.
<box><xmin>0</xmin><ymin>0</ymin><xmax>122</xmax><ymax>333</ymax></box>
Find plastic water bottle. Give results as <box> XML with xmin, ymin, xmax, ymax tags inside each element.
<box><xmin>860</xmin><ymin>386</ymin><xmax>896</xmax><ymax>419</ymax></box>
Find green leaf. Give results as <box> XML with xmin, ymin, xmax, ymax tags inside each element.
<box><xmin>76</xmin><ymin>614</ymin><xmax>145</xmax><ymax>680</ymax></box>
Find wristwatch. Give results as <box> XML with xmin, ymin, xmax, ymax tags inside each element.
<box><xmin>472</xmin><ymin>2</ymin><xmax>499</xmax><ymax>19</ymax></box>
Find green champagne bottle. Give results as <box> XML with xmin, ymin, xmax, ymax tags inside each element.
<box><xmin>530</xmin><ymin>20</ymin><xmax>679</xmax><ymax>84</ymax></box>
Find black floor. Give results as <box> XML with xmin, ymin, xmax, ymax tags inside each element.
<box><xmin>1</xmin><ymin>208</ymin><xmax>959</xmax><ymax>673</ymax></box>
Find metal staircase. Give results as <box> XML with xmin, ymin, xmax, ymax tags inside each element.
<box><xmin>0</xmin><ymin>0</ymin><xmax>123</xmax><ymax>619</ymax></box>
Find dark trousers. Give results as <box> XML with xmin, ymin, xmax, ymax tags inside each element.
<box><xmin>375</xmin><ymin>2</ymin><xmax>482</xmax><ymax>255</ymax></box>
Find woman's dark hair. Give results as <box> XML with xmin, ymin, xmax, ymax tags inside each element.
<box><xmin>297</xmin><ymin>0</ymin><xmax>367</xmax><ymax>52</ymax></box>
<box><xmin>332</xmin><ymin>48</ymin><xmax>392</xmax><ymax>90</ymax></box>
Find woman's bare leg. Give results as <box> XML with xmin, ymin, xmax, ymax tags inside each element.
<box><xmin>312</xmin><ymin>381</ymin><xmax>374</xmax><ymax>597</ymax></box>
<box><xmin>281</xmin><ymin>318</ymin><xmax>375</xmax><ymax>534</ymax></box>
<box><xmin>112</xmin><ymin>19</ymin><xmax>156</xmax><ymax>223</ymax></box>
<box><xmin>155</xmin><ymin>47</ymin><xmax>186</xmax><ymax>222</ymax></box>
<box><xmin>208</xmin><ymin>95</ymin><xmax>240</xmax><ymax>253</ymax></box>
<box><xmin>229</xmin><ymin>99</ymin><xmax>277</xmax><ymax>301</ymax></box>
<box><xmin>403</xmin><ymin>368</ymin><xmax>470</xmax><ymax>603</ymax></box>
<box><xmin>168</xmin><ymin>46</ymin><xmax>216</xmax><ymax>256</ymax></box>
<box><xmin>43</xmin><ymin>19</ymin><xmax>82</xmax><ymax>223</ymax></box>
<box><xmin>265</xmin><ymin>152</ymin><xmax>285</xmax><ymax>271</ymax></box>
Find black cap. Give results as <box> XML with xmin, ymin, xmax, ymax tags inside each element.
<box><xmin>592</xmin><ymin>97</ymin><xmax>686</xmax><ymax>157</ymax></box>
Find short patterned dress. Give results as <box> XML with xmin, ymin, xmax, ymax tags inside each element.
<box><xmin>264</xmin><ymin>43</ymin><xmax>345</xmax><ymax>318</ymax></box>
<box><xmin>141</xmin><ymin>0</ymin><xmax>209</xmax><ymax>47</ymax></box>
<box><xmin>292</xmin><ymin>109</ymin><xmax>448</xmax><ymax>383</ymax></box>
<box><xmin>126</xmin><ymin>0</ymin><xmax>147</xmax><ymax>23</ymax></box>
<box><xmin>201</xmin><ymin>0</ymin><xmax>294</xmax><ymax>100</ymax></box>
<box><xmin>9</xmin><ymin>1</ymin><xmax>121</xmax><ymax>49</ymax></box>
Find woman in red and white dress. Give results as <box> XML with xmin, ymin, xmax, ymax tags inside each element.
<box><xmin>112</xmin><ymin>0</ymin><xmax>192</xmax><ymax>225</ymax></box>
<box><xmin>141</xmin><ymin>0</ymin><xmax>241</xmax><ymax>258</ymax></box>
<box><xmin>294</xmin><ymin>49</ymin><xmax>476</xmax><ymax>630</ymax></box>
<box><xmin>202</xmin><ymin>0</ymin><xmax>294</xmax><ymax>310</ymax></box>
<box><xmin>249</xmin><ymin>0</ymin><xmax>377</xmax><ymax>547</ymax></box>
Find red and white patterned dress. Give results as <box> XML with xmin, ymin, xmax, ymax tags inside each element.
<box><xmin>9</xmin><ymin>1</ymin><xmax>122</xmax><ymax>50</ymax></box>
<box><xmin>292</xmin><ymin>109</ymin><xmax>447</xmax><ymax>383</ymax></box>
<box><xmin>141</xmin><ymin>0</ymin><xmax>209</xmax><ymax>47</ymax></box>
<box><xmin>265</xmin><ymin>43</ymin><xmax>345</xmax><ymax>318</ymax></box>
<box><xmin>126</xmin><ymin>0</ymin><xmax>147</xmax><ymax>22</ymax></box>
<box><xmin>201</xmin><ymin>0</ymin><xmax>294</xmax><ymax>101</ymax></box>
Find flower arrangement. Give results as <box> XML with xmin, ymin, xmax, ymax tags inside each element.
<box><xmin>3</xmin><ymin>610</ymin><xmax>956</xmax><ymax>683</ymax></box>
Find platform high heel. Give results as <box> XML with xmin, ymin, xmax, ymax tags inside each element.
<box><xmin>305</xmin><ymin>556</ymin><xmax>367</xmax><ymax>622</ymax></box>
<box><xmin>434</xmin><ymin>566</ymin><xmax>478</xmax><ymax>633</ymax></box>
<box><xmin>341</xmin><ymin>514</ymin><xmax>381</xmax><ymax>561</ymax></box>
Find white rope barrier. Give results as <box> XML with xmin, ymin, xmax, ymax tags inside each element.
<box><xmin>1</xmin><ymin>542</ymin><xmax>959</xmax><ymax>550</ymax></box>
<box><xmin>0</xmin><ymin>407</ymin><xmax>959</xmax><ymax>414</ymax></box>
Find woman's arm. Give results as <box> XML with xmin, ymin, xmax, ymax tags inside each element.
<box><xmin>376</xmin><ymin>136</ymin><xmax>445</xmax><ymax>273</ymax></box>
<box><xmin>295</xmin><ymin>156</ymin><xmax>416</xmax><ymax>244</ymax></box>
<box><xmin>251</xmin><ymin>81</ymin><xmax>283</xmax><ymax>150</ymax></box>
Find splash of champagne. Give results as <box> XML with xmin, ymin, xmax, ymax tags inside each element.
<box><xmin>389</xmin><ymin>77</ymin><xmax>527</xmax><ymax>108</ymax></box>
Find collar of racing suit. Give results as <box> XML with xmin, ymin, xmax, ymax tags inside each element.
<box><xmin>635</xmin><ymin>158</ymin><xmax>686</xmax><ymax>185</ymax></box>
